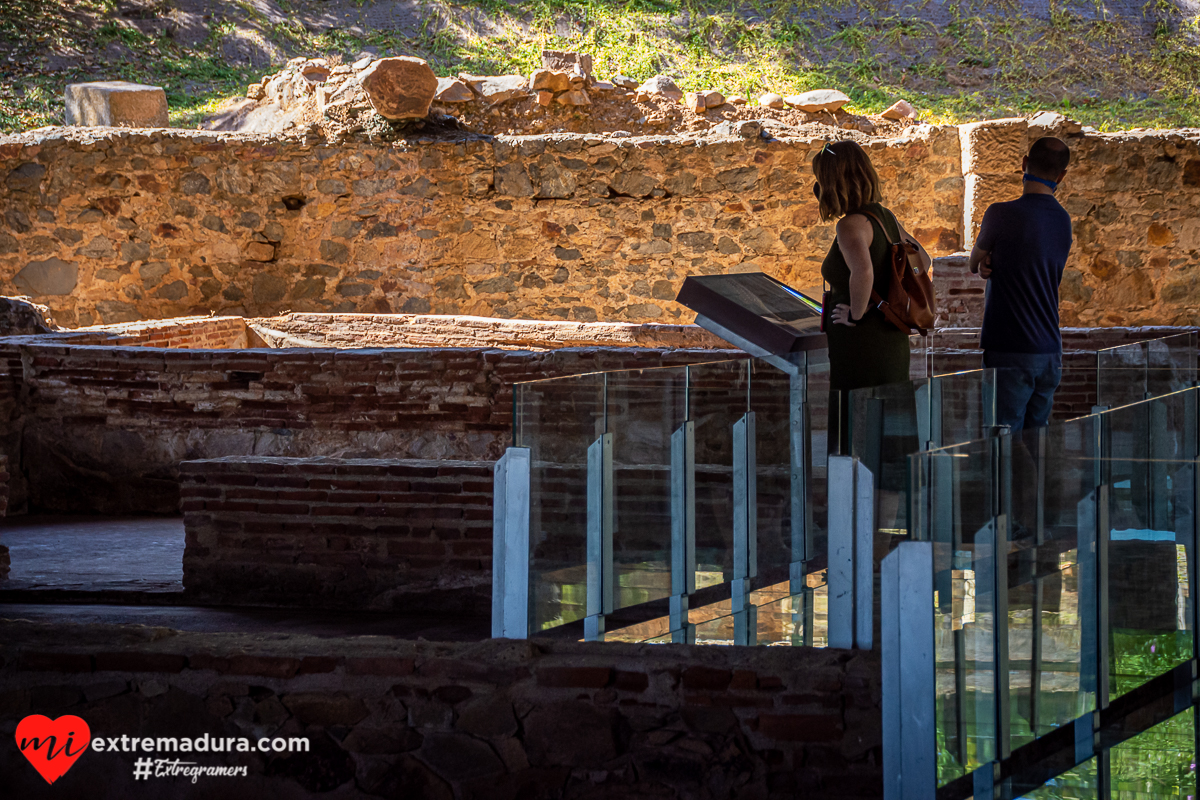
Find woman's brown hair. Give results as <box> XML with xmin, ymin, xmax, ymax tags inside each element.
<box><xmin>811</xmin><ymin>140</ymin><xmax>883</xmax><ymax>221</ymax></box>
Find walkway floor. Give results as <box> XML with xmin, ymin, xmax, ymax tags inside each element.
<box><xmin>0</xmin><ymin>603</ymin><xmax>490</xmax><ymax>640</ymax></box>
<box><xmin>1</xmin><ymin>514</ymin><xmax>184</xmax><ymax>592</ymax></box>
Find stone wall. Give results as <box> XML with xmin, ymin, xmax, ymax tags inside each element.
<box><xmin>2</xmin><ymin>122</ymin><xmax>1197</xmax><ymax>329</ymax></box>
<box><xmin>0</xmin><ymin>125</ymin><xmax>961</xmax><ymax>328</ymax></box>
<box><xmin>0</xmin><ymin>619</ymin><xmax>882</xmax><ymax>799</ymax></box>
<box><xmin>0</xmin><ymin>341</ymin><xmax>735</xmax><ymax>514</ymax></box>
<box><xmin>181</xmin><ymin>457</ymin><xmax>494</xmax><ymax>613</ymax></box>
<box><xmin>959</xmin><ymin>119</ymin><xmax>1200</xmax><ymax>328</ymax></box>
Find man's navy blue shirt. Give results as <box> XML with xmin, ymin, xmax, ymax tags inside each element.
<box><xmin>977</xmin><ymin>193</ymin><xmax>1073</xmax><ymax>354</ymax></box>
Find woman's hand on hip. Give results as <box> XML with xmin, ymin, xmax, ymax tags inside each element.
<box><xmin>831</xmin><ymin>303</ymin><xmax>857</xmax><ymax>326</ymax></box>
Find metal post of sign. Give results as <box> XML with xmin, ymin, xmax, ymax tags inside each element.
<box><xmin>492</xmin><ymin>447</ymin><xmax>531</xmax><ymax>639</ymax></box>
<box><xmin>789</xmin><ymin>354</ymin><xmax>811</xmax><ymax>594</ymax></box>
<box><xmin>670</xmin><ymin>420</ymin><xmax>696</xmax><ymax>644</ymax></box>
<box><xmin>828</xmin><ymin>455</ymin><xmax>874</xmax><ymax>650</ymax></box>
<box><xmin>585</xmin><ymin>433</ymin><xmax>614</xmax><ymax>642</ymax></box>
<box><xmin>882</xmin><ymin>540</ymin><xmax>935</xmax><ymax>800</ymax></box>
<box><xmin>733</xmin><ymin>412</ymin><xmax>757</xmax><ymax>645</ymax></box>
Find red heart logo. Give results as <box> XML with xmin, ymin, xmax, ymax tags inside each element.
<box><xmin>15</xmin><ymin>714</ymin><xmax>91</xmax><ymax>784</ymax></box>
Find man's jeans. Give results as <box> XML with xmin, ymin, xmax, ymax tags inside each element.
<box><xmin>982</xmin><ymin>351</ymin><xmax>1062</xmax><ymax>434</ymax></box>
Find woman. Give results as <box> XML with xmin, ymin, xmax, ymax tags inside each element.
<box><xmin>813</xmin><ymin>139</ymin><xmax>931</xmax><ymax>454</ymax></box>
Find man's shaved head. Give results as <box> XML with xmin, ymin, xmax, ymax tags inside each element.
<box><xmin>1027</xmin><ymin>137</ymin><xmax>1070</xmax><ymax>179</ymax></box>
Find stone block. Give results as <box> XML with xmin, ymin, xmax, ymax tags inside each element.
<box><xmin>784</xmin><ymin>89</ymin><xmax>849</xmax><ymax>113</ymax></box>
<box><xmin>13</xmin><ymin>258</ymin><xmax>78</xmax><ymax>297</ymax></box>
<box><xmin>959</xmin><ymin>117</ymin><xmax>1028</xmax><ymax>176</ymax></box>
<box><xmin>541</xmin><ymin>50</ymin><xmax>592</xmax><ymax>79</ymax></box>
<box><xmin>963</xmin><ymin>171</ymin><xmax>1023</xmax><ymax>246</ymax></box>
<box><xmin>65</xmin><ymin>81</ymin><xmax>169</xmax><ymax>128</ymax></box>
<box><xmin>359</xmin><ymin>57</ymin><xmax>437</xmax><ymax>120</ymax></box>
<box><xmin>434</xmin><ymin>77</ymin><xmax>473</xmax><ymax>104</ymax></box>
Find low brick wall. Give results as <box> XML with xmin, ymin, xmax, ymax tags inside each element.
<box><xmin>0</xmin><ymin>454</ymin><xmax>8</xmax><ymax>580</ymax></box>
<box><xmin>0</xmin><ymin>343</ymin><xmax>734</xmax><ymax>514</ymax></box>
<box><xmin>60</xmin><ymin>316</ymin><xmax>250</xmax><ymax>349</ymax></box>
<box><xmin>0</xmin><ymin>619</ymin><xmax>881</xmax><ymax>799</ymax></box>
<box><xmin>181</xmin><ymin>457</ymin><xmax>494</xmax><ymax>612</ymax></box>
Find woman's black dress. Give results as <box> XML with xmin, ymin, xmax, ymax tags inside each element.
<box><xmin>820</xmin><ymin>202</ymin><xmax>912</xmax><ymax>453</ymax></box>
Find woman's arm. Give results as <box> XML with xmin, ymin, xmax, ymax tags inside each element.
<box><xmin>835</xmin><ymin>213</ymin><xmax>876</xmax><ymax>322</ymax></box>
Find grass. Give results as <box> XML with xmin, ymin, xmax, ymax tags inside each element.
<box><xmin>1</xmin><ymin>0</ymin><xmax>1199</xmax><ymax>134</ymax></box>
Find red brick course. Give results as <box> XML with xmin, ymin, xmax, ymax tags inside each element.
<box><xmin>0</xmin><ymin>618</ymin><xmax>883</xmax><ymax>799</ymax></box>
<box><xmin>181</xmin><ymin>456</ymin><xmax>497</xmax><ymax>612</ymax></box>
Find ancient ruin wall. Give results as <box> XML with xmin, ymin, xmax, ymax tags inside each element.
<box><xmin>0</xmin><ymin>619</ymin><xmax>882</xmax><ymax>799</ymax></box>
<box><xmin>0</xmin><ymin>126</ymin><xmax>961</xmax><ymax>328</ymax></box>
<box><xmin>959</xmin><ymin>120</ymin><xmax>1200</xmax><ymax>327</ymax></box>
<box><xmin>0</xmin><ymin>341</ymin><xmax>736</xmax><ymax>514</ymax></box>
<box><xmin>181</xmin><ymin>457</ymin><xmax>495</xmax><ymax>613</ymax></box>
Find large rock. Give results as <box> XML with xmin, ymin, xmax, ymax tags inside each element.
<box><xmin>0</xmin><ymin>296</ymin><xmax>60</xmax><ymax>336</ymax></box>
<box><xmin>882</xmin><ymin>99</ymin><xmax>916</xmax><ymax>120</ymax></box>
<box><xmin>759</xmin><ymin>92</ymin><xmax>784</xmax><ymax>109</ymax></box>
<box><xmin>530</xmin><ymin>69</ymin><xmax>571</xmax><ymax>93</ymax></box>
<box><xmin>785</xmin><ymin>89</ymin><xmax>850</xmax><ymax>113</ymax></box>
<box><xmin>358</xmin><ymin>57</ymin><xmax>438</xmax><ymax>120</ymax></box>
<box><xmin>638</xmin><ymin>75</ymin><xmax>683</xmax><ymax>102</ymax></box>
<box><xmin>65</xmin><ymin>81</ymin><xmax>168</xmax><ymax>127</ymax></box>
<box><xmin>541</xmin><ymin>50</ymin><xmax>592</xmax><ymax>79</ymax></box>
<box><xmin>13</xmin><ymin>258</ymin><xmax>78</xmax><ymax>297</ymax></box>
<box><xmin>434</xmin><ymin>77</ymin><xmax>473</xmax><ymax>104</ymax></box>
<box><xmin>463</xmin><ymin>75</ymin><xmax>528</xmax><ymax>104</ymax></box>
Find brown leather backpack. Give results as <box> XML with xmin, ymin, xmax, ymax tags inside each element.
<box><xmin>859</xmin><ymin>208</ymin><xmax>936</xmax><ymax>335</ymax></box>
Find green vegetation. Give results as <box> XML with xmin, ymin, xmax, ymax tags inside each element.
<box><xmin>1</xmin><ymin>0</ymin><xmax>1199</xmax><ymax>134</ymax></box>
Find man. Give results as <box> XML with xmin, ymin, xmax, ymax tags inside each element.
<box><xmin>969</xmin><ymin>136</ymin><xmax>1073</xmax><ymax>433</ymax></box>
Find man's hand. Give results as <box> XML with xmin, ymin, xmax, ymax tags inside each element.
<box><xmin>978</xmin><ymin>253</ymin><xmax>992</xmax><ymax>279</ymax></box>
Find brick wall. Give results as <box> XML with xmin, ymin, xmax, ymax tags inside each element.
<box><xmin>57</xmin><ymin>316</ymin><xmax>250</xmax><ymax>349</ymax></box>
<box><xmin>0</xmin><ymin>342</ymin><xmax>738</xmax><ymax>514</ymax></box>
<box><xmin>181</xmin><ymin>457</ymin><xmax>494</xmax><ymax>612</ymax></box>
<box><xmin>0</xmin><ymin>454</ymin><xmax>8</xmax><ymax>580</ymax></box>
<box><xmin>932</xmin><ymin>253</ymin><xmax>984</xmax><ymax>328</ymax></box>
<box><xmin>0</xmin><ymin>619</ymin><xmax>882</xmax><ymax>799</ymax></box>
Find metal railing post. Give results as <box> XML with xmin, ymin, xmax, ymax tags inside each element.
<box><xmin>670</xmin><ymin>420</ymin><xmax>696</xmax><ymax>644</ymax></box>
<box><xmin>585</xmin><ymin>432</ymin><xmax>614</xmax><ymax>641</ymax></box>
<box><xmin>828</xmin><ymin>455</ymin><xmax>874</xmax><ymax>650</ymax></box>
<box><xmin>882</xmin><ymin>540</ymin><xmax>935</xmax><ymax>800</ymax></box>
<box><xmin>733</xmin><ymin>411</ymin><xmax>757</xmax><ymax>645</ymax></box>
<box><xmin>492</xmin><ymin>447</ymin><xmax>531</xmax><ymax>639</ymax></box>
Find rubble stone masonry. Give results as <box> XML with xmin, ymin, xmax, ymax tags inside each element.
<box><xmin>0</xmin><ymin>619</ymin><xmax>882</xmax><ymax>799</ymax></box>
<box><xmin>0</xmin><ymin>125</ymin><xmax>962</xmax><ymax>327</ymax></box>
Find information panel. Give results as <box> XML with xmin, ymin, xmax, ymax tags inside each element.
<box><xmin>675</xmin><ymin>272</ymin><xmax>825</xmax><ymax>355</ymax></box>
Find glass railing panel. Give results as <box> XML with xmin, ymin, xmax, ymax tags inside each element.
<box><xmin>1109</xmin><ymin>705</ymin><xmax>1196</xmax><ymax>799</ymax></box>
<box><xmin>690</xmin><ymin>359</ymin><xmax>751</xmax><ymax>584</ymax></box>
<box><xmin>933</xmin><ymin>369</ymin><xmax>997</xmax><ymax>448</ymax></box>
<box><xmin>1105</xmin><ymin>391</ymin><xmax>1196</xmax><ymax>699</ymax></box>
<box><xmin>751</xmin><ymin>359</ymin><xmax>795</xmax><ymax>583</ymax></box>
<box><xmin>1098</xmin><ymin>340</ymin><xmax>1148</xmax><ymax>411</ymax></box>
<box><xmin>850</xmin><ymin>379</ymin><xmax>922</xmax><ymax>540</ymax></box>
<box><xmin>514</xmin><ymin>372</ymin><xmax>605</xmax><ymax>632</ymax></box>
<box><xmin>1007</xmin><ymin>416</ymin><xmax>1097</xmax><ymax>753</ymax></box>
<box><xmin>607</xmin><ymin>366</ymin><xmax>688</xmax><ymax>612</ymax></box>
<box><xmin>920</xmin><ymin>437</ymin><xmax>1000</xmax><ymax>785</ymax></box>
<box><xmin>1146</xmin><ymin>331</ymin><xmax>1198</xmax><ymax>401</ymax></box>
<box><xmin>1020</xmin><ymin>706</ymin><xmax>1196</xmax><ymax>799</ymax></box>
<box><xmin>805</xmin><ymin>349</ymin><xmax>833</xmax><ymax>578</ymax></box>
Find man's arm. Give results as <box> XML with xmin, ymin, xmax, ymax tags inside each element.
<box><xmin>968</xmin><ymin>244</ymin><xmax>992</xmax><ymax>279</ymax></box>
<box><xmin>969</xmin><ymin>207</ymin><xmax>997</xmax><ymax>279</ymax></box>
